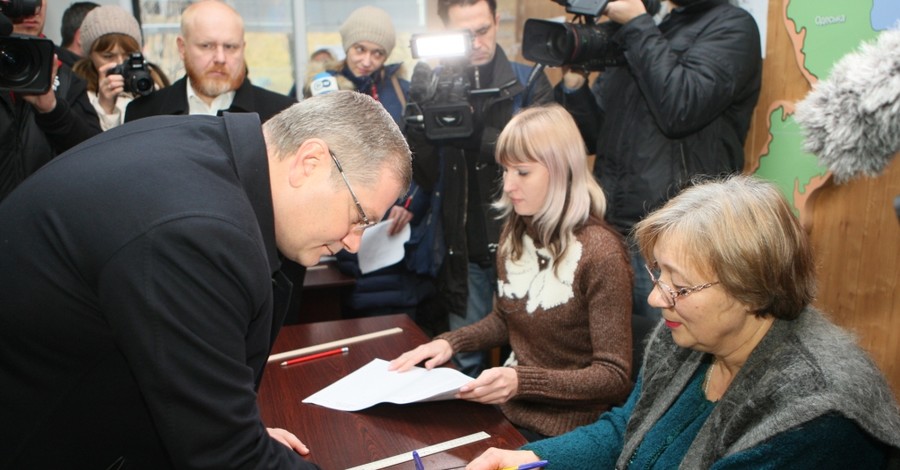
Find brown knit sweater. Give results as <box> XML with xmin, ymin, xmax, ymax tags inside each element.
<box><xmin>437</xmin><ymin>219</ymin><xmax>634</xmax><ymax>436</ymax></box>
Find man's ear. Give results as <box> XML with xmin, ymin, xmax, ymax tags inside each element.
<box><xmin>287</xmin><ymin>139</ymin><xmax>329</xmax><ymax>188</ymax></box>
<box><xmin>176</xmin><ymin>36</ymin><xmax>186</xmax><ymax>60</ymax></box>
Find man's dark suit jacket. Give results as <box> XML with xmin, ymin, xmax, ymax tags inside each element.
<box><xmin>124</xmin><ymin>75</ymin><xmax>296</xmax><ymax>123</ymax></box>
<box><xmin>124</xmin><ymin>74</ymin><xmax>308</xmax><ymax>324</ymax></box>
<box><xmin>0</xmin><ymin>113</ymin><xmax>318</xmax><ymax>469</ymax></box>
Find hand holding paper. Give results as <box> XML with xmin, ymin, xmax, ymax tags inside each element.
<box><xmin>302</xmin><ymin>358</ymin><xmax>472</xmax><ymax>411</ymax></box>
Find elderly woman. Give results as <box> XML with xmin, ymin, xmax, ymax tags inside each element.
<box><xmin>467</xmin><ymin>176</ymin><xmax>900</xmax><ymax>469</ymax></box>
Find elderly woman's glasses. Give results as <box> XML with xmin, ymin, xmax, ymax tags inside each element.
<box><xmin>329</xmin><ymin>150</ymin><xmax>376</xmax><ymax>234</ymax></box>
<box><xmin>645</xmin><ymin>263</ymin><xmax>720</xmax><ymax>308</ymax></box>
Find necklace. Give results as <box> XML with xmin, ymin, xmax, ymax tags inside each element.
<box><xmin>703</xmin><ymin>357</ymin><xmax>718</xmax><ymax>401</ymax></box>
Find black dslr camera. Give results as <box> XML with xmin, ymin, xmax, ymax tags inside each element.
<box><xmin>0</xmin><ymin>0</ymin><xmax>55</xmax><ymax>94</ymax></box>
<box><xmin>109</xmin><ymin>52</ymin><xmax>154</xmax><ymax>96</ymax></box>
<box><xmin>522</xmin><ymin>0</ymin><xmax>659</xmax><ymax>71</ymax></box>
<box><xmin>405</xmin><ymin>30</ymin><xmax>476</xmax><ymax>141</ymax></box>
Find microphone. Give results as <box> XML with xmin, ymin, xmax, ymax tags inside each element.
<box><xmin>794</xmin><ymin>28</ymin><xmax>900</xmax><ymax>183</ymax></box>
<box><xmin>309</xmin><ymin>72</ymin><xmax>339</xmax><ymax>96</ymax></box>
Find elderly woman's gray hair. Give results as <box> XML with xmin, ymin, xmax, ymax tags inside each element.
<box><xmin>633</xmin><ymin>175</ymin><xmax>815</xmax><ymax>320</ymax></box>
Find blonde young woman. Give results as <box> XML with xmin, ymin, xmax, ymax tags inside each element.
<box><xmin>72</xmin><ymin>5</ymin><xmax>168</xmax><ymax>131</ymax></box>
<box><xmin>390</xmin><ymin>104</ymin><xmax>634</xmax><ymax>440</ymax></box>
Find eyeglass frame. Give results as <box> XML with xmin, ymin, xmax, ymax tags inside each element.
<box><xmin>329</xmin><ymin>150</ymin><xmax>376</xmax><ymax>233</ymax></box>
<box><xmin>645</xmin><ymin>263</ymin><xmax>720</xmax><ymax>307</ymax></box>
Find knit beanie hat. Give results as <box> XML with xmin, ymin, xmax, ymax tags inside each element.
<box><xmin>80</xmin><ymin>5</ymin><xmax>143</xmax><ymax>57</ymax></box>
<box><xmin>339</xmin><ymin>6</ymin><xmax>396</xmax><ymax>57</ymax></box>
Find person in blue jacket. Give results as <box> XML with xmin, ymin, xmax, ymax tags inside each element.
<box><xmin>324</xmin><ymin>5</ymin><xmax>438</xmax><ymax>319</ymax></box>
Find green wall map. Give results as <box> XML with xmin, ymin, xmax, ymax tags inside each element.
<box><xmin>753</xmin><ymin>0</ymin><xmax>895</xmax><ymax>214</ymax></box>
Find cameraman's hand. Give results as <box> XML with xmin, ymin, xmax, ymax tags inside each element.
<box><xmin>21</xmin><ymin>56</ymin><xmax>59</xmax><ymax>114</ymax></box>
<box><xmin>98</xmin><ymin>62</ymin><xmax>125</xmax><ymax>114</ymax></box>
<box><xmin>561</xmin><ymin>69</ymin><xmax>588</xmax><ymax>91</ymax></box>
<box><xmin>605</xmin><ymin>0</ymin><xmax>648</xmax><ymax>24</ymax></box>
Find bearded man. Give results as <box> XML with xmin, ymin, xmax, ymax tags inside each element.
<box><xmin>125</xmin><ymin>0</ymin><xmax>294</xmax><ymax>123</ymax></box>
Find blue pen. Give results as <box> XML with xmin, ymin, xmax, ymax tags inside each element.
<box><xmin>412</xmin><ymin>450</ymin><xmax>425</xmax><ymax>470</ymax></box>
<box><xmin>499</xmin><ymin>460</ymin><xmax>549</xmax><ymax>470</ymax></box>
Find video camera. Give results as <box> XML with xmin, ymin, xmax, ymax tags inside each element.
<box><xmin>405</xmin><ymin>30</ymin><xmax>476</xmax><ymax>140</ymax></box>
<box><xmin>109</xmin><ymin>52</ymin><xmax>155</xmax><ymax>96</ymax></box>
<box><xmin>522</xmin><ymin>0</ymin><xmax>659</xmax><ymax>71</ymax></box>
<box><xmin>0</xmin><ymin>0</ymin><xmax>55</xmax><ymax>94</ymax></box>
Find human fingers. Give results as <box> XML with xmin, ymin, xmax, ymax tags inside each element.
<box><xmin>457</xmin><ymin>367</ymin><xmax>517</xmax><ymax>404</ymax></box>
<box><xmin>604</xmin><ymin>0</ymin><xmax>647</xmax><ymax>24</ymax></box>
<box><xmin>466</xmin><ymin>448</ymin><xmax>541</xmax><ymax>470</ymax></box>
<box><xmin>267</xmin><ymin>427</ymin><xmax>310</xmax><ymax>455</ymax></box>
<box><xmin>388</xmin><ymin>340</ymin><xmax>452</xmax><ymax>371</ymax></box>
<box><xmin>387</xmin><ymin>206</ymin><xmax>412</xmax><ymax>235</ymax></box>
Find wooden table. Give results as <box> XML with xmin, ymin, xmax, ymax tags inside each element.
<box><xmin>258</xmin><ymin>314</ymin><xmax>527</xmax><ymax>470</ymax></box>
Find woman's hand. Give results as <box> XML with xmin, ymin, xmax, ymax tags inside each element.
<box><xmin>97</xmin><ymin>62</ymin><xmax>125</xmax><ymax>114</ymax></box>
<box><xmin>466</xmin><ymin>448</ymin><xmax>541</xmax><ymax>470</ymax></box>
<box><xmin>457</xmin><ymin>367</ymin><xmax>518</xmax><ymax>404</ymax></box>
<box><xmin>388</xmin><ymin>339</ymin><xmax>453</xmax><ymax>372</ymax></box>
<box><xmin>267</xmin><ymin>427</ymin><xmax>310</xmax><ymax>455</ymax></box>
<box><xmin>386</xmin><ymin>205</ymin><xmax>413</xmax><ymax>236</ymax></box>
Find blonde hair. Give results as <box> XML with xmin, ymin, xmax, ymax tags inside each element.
<box><xmin>494</xmin><ymin>104</ymin><xmax>608</xmax><ymax>271</ymax></box>
<box><xmin>633</xmin><ymin>175</ymin><xmax>816</xmax><ymax>319</ymax></box>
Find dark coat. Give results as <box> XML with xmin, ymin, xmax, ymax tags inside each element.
<box><xmin>125</xmin><ymin>75</ymin><xmax>296</xmax><ymax>123</ymax></box>
<box><xmin>0</xmin><ymin>61</ymin><xmax>101</xmax><ymax>200</ymax></box>
<box><xmin>411</xmin><ymin>46</ymin><xmax>553</xmax><ymax>326</ymax></box>
<box><xmin>0</xmin><ymin>113</ymin><xmax>317</xmax><ymax>469</ymax></box>
<box><xmin>561</xmin><ymin>0</ymin><xmax>762</xmax><ymax>236</ymax></box>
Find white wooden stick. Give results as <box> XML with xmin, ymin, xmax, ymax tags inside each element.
<box><xmin>267</xmin><ymin>327</ymin><xmax>404</xmax><ymax>363</ymax></box>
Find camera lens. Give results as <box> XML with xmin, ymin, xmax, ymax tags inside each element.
<box><xmin>0</xmin><ymin>41</ymin><xmax>38</xmax><ymax>87</ymax></box>
<box><xmin>133</xmin><ymin>76</ymin><xmax>153</xmax><ymax>95</ymax></box>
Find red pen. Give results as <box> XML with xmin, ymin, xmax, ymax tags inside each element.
<box><xmin>280</xmin><ymin>347</ymin><xmax>349</xmax><ymax>366</ymax></box>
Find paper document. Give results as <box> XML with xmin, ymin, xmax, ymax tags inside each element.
<box><xmin>358</xmin><ymin>220</ymin><xmax>411</xmax><ymax>274</ymax></box>
<box><xmin>302</xmin><ymin>358</ymin><xmax>472</xmax><ymax>411</ymax></box>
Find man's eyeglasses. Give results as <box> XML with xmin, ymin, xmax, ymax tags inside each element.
<box><xmin>645</xmin><ymin>263</ymin><xmax>720</xmax><ymax>308</ymax></box>
<box><xmin>329</xmin><ymin>150</ymin><xmax>376</xmax><ymax>233</ymax></box>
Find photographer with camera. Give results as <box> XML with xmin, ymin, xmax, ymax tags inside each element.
<box><xmin>553</xmin><ymin>0</ymin><xmax>762</xmax><ymax>320</ymax></box>
<box><xmin>1</xmin><ymin>0</ymin><xmax>101</xmax><ymax>201</ymax></box>
<box><xmin>72</xmin><ymin>5</ymin><xmax>169</xmax><ymax>131</ymax></box>
<box><xmin>410</xmin><ymin>0</ymin><xmax>553</xmax><ymax>377</ymax></box>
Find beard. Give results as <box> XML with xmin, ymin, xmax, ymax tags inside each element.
<box><xmin>186</xmin><ymin>62</ymin><xmax>246</xmax><ymax>98</ymax></box>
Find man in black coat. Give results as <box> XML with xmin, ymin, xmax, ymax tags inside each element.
<box><xmin>0</xmin><ymin>91</ymin><xmax>411</xmax><ymax>469</ymax></box>
<box><xmin>411</xmin><ymin>0</ymin><xmax>553</xmax><ymax>376</ymax></box>
<box><xmin>125</xmin><ymin>0</ymin><xmax>294</xmax><ymax>123</ymax></box>
<box><xmin>557</xmin><ymin>0</ymin><xmax>762</xmax><ymax>319</ymax></box>
<box><xmin>0</xmin><ymin>0</ymin><xmax>101</xmax><ymax>200</ymax></box>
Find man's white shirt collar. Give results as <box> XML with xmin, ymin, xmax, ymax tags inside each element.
<box><xmin>186</xmin><ymin>79</ymin><xmax>236</xmax><ymax>116</ymax></box>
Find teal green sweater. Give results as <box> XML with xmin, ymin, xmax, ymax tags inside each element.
<box><xmin>524</xmin><ymin>364</ymin><xmax>888</xmax><ymax>469</ymax></box>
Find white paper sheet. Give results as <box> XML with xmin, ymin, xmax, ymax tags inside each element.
<box><xmin>357</xmin><ymin>220</ymin><xmax>411</xmax><ymax>274</ymax></box>
<box><xmin>302</xmin><ymin>358</ymin><xmax>473</xmax><ymax>411</ymax></box>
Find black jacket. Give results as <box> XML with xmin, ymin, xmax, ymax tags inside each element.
<box><xmin>0</xmin><ymin>62</ymin><xmax>101</xmax><ymax>200</ymax></box>
<box><xmin>411</xmin><ymin>46</ymin><xmax>553</xmax><ymax>323</ymax></box>
<box><xmin>561</xmin><ymin>0</ymin><xmax>762</xmax><ymax>236</ymax></box>
<box><xmin>125</xmin><ymin>75</ymin><xmax>296</xmax><ymax>124</ymax></box>
<box><xmin>0</xmin><ymin>113</ymin><xmax>317</xmax><ymax>469</ymax></box>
